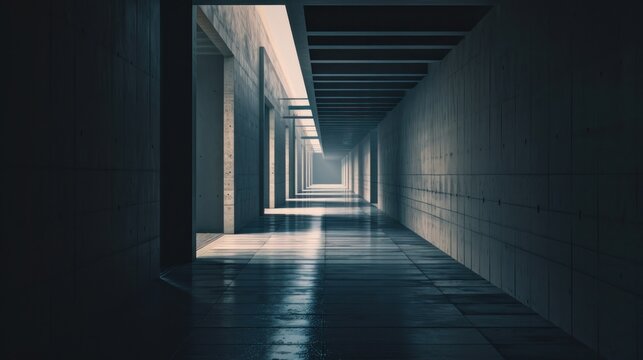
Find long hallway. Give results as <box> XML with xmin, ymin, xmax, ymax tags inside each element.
<box><xmin>161</xmin><ymin>186</ymin><xmax>595</xmax><ymax>359</ymax></box>
<box><xmin>5</xmin><ymin>1</ymin><xmax>642</xmax><ymax>358</ymax></box>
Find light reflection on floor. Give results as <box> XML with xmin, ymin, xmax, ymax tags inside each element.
<box><xmin>173</xmin><ymin>184</ymin><xmax>597</xmax><ymax>359</ymax></box>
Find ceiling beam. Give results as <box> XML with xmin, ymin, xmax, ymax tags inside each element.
<box><xmin>314</xmin><ymin>79</ymin><xmax>420</xmax><ymax>83</ymax></box>
<box><xmin>314</xmin><ymin>88</ymin><xmax>411</xmax><ymax>91</ymax></box>
<box><xmin>286</xmin><ymin>1</ymin><xmax>325</xmax><ymax>152</ymax></box>
<box><xmin>308</xmin><ymin>45</ymin><xmax>456</xmax><ymax>50</ymax></box>
<box><xmin>317</xmin><ymin>103</ymin><xmax>400</xmax><ymax>106</ymax></box>
<box><xmin>318</xmin><ymin>110</ymin><xmax>388</xmax><ymax>113</ymax></box>
<box><xmin>315</xmin><ymin>96</ymin><xmax>403</xmax><ymax>99</ymax></box>
<box><xmin>307</xmin><ymin>31</ymin><xmax>468</xmax><ymax>36</ymax></box>
<box><xmin>195</xmin><ymin>1</ymin><xmax>496</xmax><ymax>5</ymax></box>
<box><xmin>311</xmin><ymin>59</ymin><xmax>439</xmax><ymax>63</ymax></box>
<box><xmin>288</xmin><ymin>105</ymin><xmax>312</xmax><ymax>110</ymax></box>
<box><xmin>282</xmin><ymin>0</ymin><xmax>494</xmax><ymax>155</ymax></box>
<box><xmin>313</xmin><ymin>73</ymin><xmax>425</xmax><ymax>77</ymax></box>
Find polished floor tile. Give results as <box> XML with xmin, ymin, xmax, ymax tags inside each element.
<box><xmin>163</xmin><ymin>187</ymin><xmax>598</xmax><ymax>359</ymax></box>
<box><xmin>72</xmin><ymin>187</ymin><xmax>597</xmax><ymax>359</ymax></box>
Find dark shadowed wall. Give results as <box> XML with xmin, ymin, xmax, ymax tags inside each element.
<box><xmin>346</xmin><ymin>130</ymin><xmax>378</xmax><ymax>203</ymax></box>
<box><xmin>2</xmin><ymin>2</ymin><xmax>295</xmax><ymax>356</ymax></box>
<box><xmin>195</xmin><ymin>29</ymin><xmax>224</xmax><ymax>233</ymax></box>
<box><xmin>3</xmin><ymin>0</ymin><xmax>161</xmax><ymax>355</ymax></box>
<box><xmin>376</xmin><ymin>1</ymin><xmax>643</xmax><ymax>359</ymax></box>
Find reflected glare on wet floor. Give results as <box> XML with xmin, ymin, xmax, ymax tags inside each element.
<box><xmin>164</xmin><ymin>186</ymin><xmax>596</xmax><ymax>359</ymax></box>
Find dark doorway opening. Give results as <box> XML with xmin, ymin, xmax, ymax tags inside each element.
<box><xmin>195</xmin><ymin>24</ymin><xmax>224</xmax><ymax>249</ymax></box>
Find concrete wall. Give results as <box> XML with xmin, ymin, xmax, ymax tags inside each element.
<box><xmin>351</xmin><ymin>148</ymin><xmax>361</xmax><ymax>195</ymax></box>
<box><xmin>273</xmin><ymin>109</ymin><xmax>287</xmax><ymax>207</ymax></box>
<box><xmin>370</xmin><ymin>130</ymin><xmax>378</xmax><ymax>204</ymax></box>
<box><xmin>377</xmin><ymin>1</ymin><xmax>643</xmax><ymax>358</ymax></box>
<box><xmin>347</xmin><ymin>130</ymin><xmax>378</xmax><ymax>203</ymax></box>
<box><xmin>342</xmin><ymin>157</ymin><xmax>347</xmax><ymax>190</ymax></box>
<box><xmin>287</xmin><ymin>121</ymin><xmax>296</xmax><ymax>198</ymax></box>
<box><xmin>359</xmin><ymin>136</ymin><xmax>372</xmax><ymax>202</ymax></box>
<box><xmin>195</xmin><ymin>42</ymin><xmax>224</xmax><ymax>232</ymax></box>
<box><xmin>199</xmin><ymin>5</ymin><xmax>290</xmax><ymax>229</ymax></box>
<box><xmin>296</xmin><ymin>140</ymin><xmax>303</xmax><ymax>193</ymax></box>
<box><xmin>2</xmin><ymin>2</ymin><xmax>294</xmax><ymax>354</ymax></box>
<box><xmin>3</xmin><ymin>0</ymin><xmax>161</xmax><ymax>354</ymax></box>
<box><xmin>285</xmin><ymin>123</ymin><xmax>295</xmax><ymax>198</ymax></box>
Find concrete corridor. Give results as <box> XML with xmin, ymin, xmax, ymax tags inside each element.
<box><xmin>145</xmin><ymin>186</ymin><xmax>594</xmax><ymax>359</ymax></box>
<box><xmin>6</xmin><ymin>1</ymin><xmax>642</xmax><ymax>359</ymax></box>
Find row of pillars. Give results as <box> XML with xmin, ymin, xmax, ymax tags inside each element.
<box><xmin>295</xmin><ymin>139</ymin><xmax>315</xmax><ymax>193</ymax></box>
<box><xmin>338</xmin><ymin>130</ymin><xmax>378</xmax><ymax>202</ymax></box>
<box><xmin>159</xmin><ymin>2</ymin><xmax>319</xmax><ymax>269</ymax></box>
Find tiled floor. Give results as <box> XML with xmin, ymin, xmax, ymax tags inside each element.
<box><xmin>81</xmin><ymin>187</ymin><xmax>597</xmax><ymax>359</ymax></box>
<box><xmin>196</xmin><ymin>233</ymin><xmax>223</xmax><ymax>250</ymax></box>
<box><xmin>162</xmin><ymin>187</ymin><xmax>597</xmax><ymax>359</ymax></box>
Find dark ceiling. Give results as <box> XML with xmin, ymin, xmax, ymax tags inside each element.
<box><xmin>295</xmin><ymin>5</ymin><xmax>491</xmax><ymax>158</ymax></box>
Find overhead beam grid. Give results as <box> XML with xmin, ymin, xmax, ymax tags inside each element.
<box><xmin>286</xmin><ymin>2</ymin><xmax>491</xmax><ymax>158</ymax></box>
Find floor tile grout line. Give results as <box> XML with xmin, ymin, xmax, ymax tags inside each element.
<box><xmin>170</xmin><ymin>224</ymin><xmax>271</xmax><ymax>359</ymax></box>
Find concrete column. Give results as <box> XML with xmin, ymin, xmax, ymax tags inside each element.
<box><xmin>258</xmin><ymin>47</ymin><xmax>266</xmax><ymax>214</ymax></box>
<box><xmin>350</xmin><ymin>152</ymin><xmax>353</xmax><ymax>192</ymax></box>
<box><xmin>289</xmin><ymin>119</ymin><xmax>296</xmax><ymax>197</ymax></box>
<box><xmin>301</xmin><ymin>147</ymin><xmax>308</xmax><ymax>190</ymax></box>
<box><xmin>268</xmin><ymin>110</ymin><xmax>275</xmax><ymax>208</ymax></box>
<box><xmin>299</xmin><ymin>144</ymin><xmax>303</xmax><ymax>192</ymax></box>
<box><xmin>301</xmin><ymin>142</ymin><xmax>304</xmax><ymax>192</ymax></box>
<box><xmin>370</xmin><ymin>130</ymin><xmax>378</xmax><ymax>204</ymax></box>
<box><xmin>305</xmin><ymin>151</ymin><xmax>309</xmax><ymax>188</ymax></box>
<box><xmin>285</xmin><ymin>125</ymin><xmax>289</xmax><ymax>199</ymax></box>
<box><xmin>344</xmin><ymin>155</ymin><xmax>351</xmax><ymax>191</ymax></box>
<box><xmin>349</xmin><ymin>152</ymin><xmax>353</xmax><ymax>192</ymax></box>
<box><xmin>305</xmin><ymin>147</ymin><xmax>309</xmax><ymax>190</ymax></box>
<box><xmin>195</xmin><ymin>43</ymin><xmax>224</xmax><ymax>233</ymax></box>
<box><xmin>346</xmin><ymin>156</ymin><xmax>349</xmax><ymax>190</ymax></box>
<box><xmin>298</xmin><ymin>141</ymin><xmax>304</xmax><ymax>193</ymax></box>
<box><xmin>222</xmin><ymin>58</ymin><xmax>235</xmax><ymax>233</ymax></box>
<box><xmin>346</xmin><ymin>154</ymin><xmax>351</xmax><ymax>191</ymax></box>
<box><xmin>197</xmin><ymin>8</ymin><xmax>236</xmax><ymax>233</ymax></box>
<box><xmin>160</xmin><ymin>2</ymin><xmax>196</xmax><ymax>267</ymax></box>
<box><xmin>347</xmin><ymin>156</ymin><xmax>350</xmax><ymax>191</ymax></box>
<box><xmin>310</xmin><ymin>152</ymin><xmax>313</xmax><ymax>187</ymax></box>
<box><xmin>294</xmin><ymin>138</ymin><xmax>299</xmax><ymax>194</ymax></box>
<box><xmin>308</xmin><ymin>151</ymin><xmax>313</xmax><ymax>187</ymax></box>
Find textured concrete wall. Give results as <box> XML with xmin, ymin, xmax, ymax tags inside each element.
<box><xmin>2</xmin><ymin>2</ymin><xmax>294</xmax><ymax>354</ymax></box>
<box><xmin>359</xmin><ymin>136</ymin><xmax>372</xmax><ymax>202</ymax></box>
<box><xmin>349</xmin><ymin>149</ymin><xmax>354</xmax><ymax>193</ymax></box>
<box><xmin>199</xmin><ymin>5</ymin><xmax>289</xmax><ymax>229</ymax></box>
<box><xmin>351</xmin><ymin>148</ymin><xmax>360</xmax><ymax>195</ymax></box>
<box><xmin>377</xmin><ymin>1</ymin><xmax>643</xmax><ymax>358</ymax></box>
<box><xmin>2</xmin><ymin>0</ymin><xmax>161</xmax><ymax>354</ymax></box>
<box><xmin>273</xmin><ymin>105</ymin><xmax>286</xmax><ymax>206</ymax></box>
<box><xmin>297</xmin><ymin>140</ymin><xmax>306</xmax><ymax>193</ymax></box>
<box><xmin>285</xmin><ymin>126</ymin><xmax>290</xmax><ymax>196</ymax></box>
<box><xmin>287</xmin><ymin>121</ymin><xmax>296</xmax><ymax>198</ymax></box>
<box><xmin>348</xmin><ymin>130</ymin><xmax>378</xmax><ymax>203</ymax></box>
<box><xmin>370</xmin><ymin>130</ymin><xmax>378</xmax><ymax>204</ymax></box>
<box><xmin>341</xmin><ymin>158</ymin><xmax>347</xmax><ymax>187</ymax></box>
